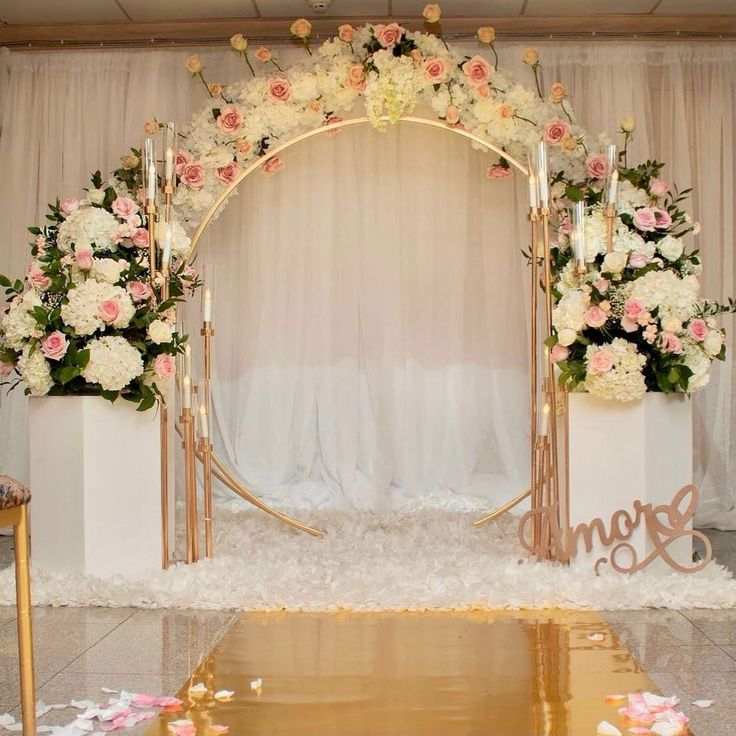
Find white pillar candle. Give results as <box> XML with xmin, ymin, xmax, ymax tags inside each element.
<box><xmin>183</xmin><ymin>375</ymin><xmax>191</xmax><ymax>410</ymax></box>
<box><xmin>540</xmin><ymin>402</ymin><xmax>550</xmax><ymax>437</ymax></box>
<box><xmin>528</xmin><ymin>173</ymin><xmax>538</xmax><ymax>211</ymax></box>
<box><xmin>607</xmin><ymin>169</ymin><xmax>619</xmax><ymax>208</ymax></box>
<box><xmin>203</xmin><ymin>288</ymin><xmax>212</xmax><ymax>323</ymax></box>
<box><xmin>147</xmin><ymin>163</ymin><xmax>157</xmax><ymax>203</ymax></box>
<box><xmin>199</xmin><ymin>404</ymin><xmax>209</xmax><ymax>439</ymax></box>
<box><xmin>184</xmin><ymin>343</ymin><xmax>192</xmax><ymax>378</ymax></box>
<box><xmin>536</xmin><ymin>141</ymin><xmax>549</xmax><ymax>207</ymax></box>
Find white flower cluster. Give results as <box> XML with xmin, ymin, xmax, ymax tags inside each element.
<box><xmin>57</xmin><ymin>206</ymin><xmax>119</xmax><ymax>253</ymax></box>
<box><xmin>81</xmin><ymin>335</ymin><xmax>144</xmax><ymax>391</ymax></box>
<box><xmin>61</xmin><ymin>279</ymin><xmax>136</xmax><ymax>336</ymax></box>
<box><xmin>627</xmin><ymin>270</ymin><xmax>699</xmax><ymax>324</ymax></box>
<box><xmin>2</xmin><ymin>291</ymin><xmax>43</xmax><ymax>350</ymax></box>
<box><xmin>364</xmin><ymin>50</ymin><xmax>423</xmax><ymax>127</ymax></box>
<box><xmin>584</xmin><ymin>339</ymin><xmax>647</xmax><ymax>402</ymax></box>
<box><xmin>552</xmin><ymin>287</ymin><xmax>590</xmax><ymax>346</ymax></box>
<box><xmin>91</xmin><ymin>257</ymin><xmax>127</xmax><ymax>284</ymax></box>
<box><xmin>17</xmin><ymin>344</ymin><xmax>53</xmax><ymax>396</ymax></box>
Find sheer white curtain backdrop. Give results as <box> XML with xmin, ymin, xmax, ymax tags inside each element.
<box><xmin>0</xmin><ymin>42</ymin><xmax>733</xmax><ymax>523</ymax></box>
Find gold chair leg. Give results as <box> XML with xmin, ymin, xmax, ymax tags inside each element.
<box><xmin>14</xmin><ymin>505</ymin><xmax>36</xmax><ymax>736</ymax></box>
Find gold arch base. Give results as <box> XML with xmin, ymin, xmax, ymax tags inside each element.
<box><xmin>184</xmin><ymin>114</ymin><xmax>529</xmax><ymax>536</ymax></box>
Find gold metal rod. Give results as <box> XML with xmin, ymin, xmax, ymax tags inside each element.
<box><xmin>529</xmin><ymin>212</ymin><xmax>539</xmax><ymax>521</ymax></box>
<box><xmin>188</xmin><ymin>418</ymin><xmax>200</xmax><ymax>562</ymax></box>
<box><xmin>13</xmin><ymin>505</ymin><xmax>36</xmax><ymax>736</ymax></box>
<box><xmin>200</xmin><ymin>438</ymin><xmax>214</xmax><ymax>558</ymax></box>
<box><xmin>473</xmin><ymin>487</ymin><xmax>532</xmax><ymax>527</ymax></box>
<box><xmin>160</xmin><ymin>403</ymin><xmax>170</xmax><ymax>569</ymax></box>
<box><xmin>540</xmin><ymin>209</ymin><xmax>561</xmax><ymax>523</ymax></box>
<box><xmin>145</xmin><ymin>201</ymin><xmax>157</xmax><ymax>289</ymax></box>
<box><xmin>187</xmin><ymin>116</ymin><xmax>529</xmax><ymax>262</ymax></box>
<box><xmin>174</xmin><ymin>418</ymin><xmax>325</xmax><ymax>537</ymax></box>
<box><xmin>604</xmin><ymin>203</ymin><xmax>616</xmax><ymax>254</ymax></box>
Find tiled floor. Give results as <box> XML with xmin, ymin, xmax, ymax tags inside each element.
<box><xmin>0</xmin><ymin>530</ymin><xmax>735</xmax><ymax>734</ymax></box>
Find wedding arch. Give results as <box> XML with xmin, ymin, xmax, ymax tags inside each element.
<box><xmin>1</xmin><ymin>12</ymin><xmax>727</xmax><ymax>567</ymax></box>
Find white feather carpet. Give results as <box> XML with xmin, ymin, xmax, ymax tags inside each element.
<box><xmin>2</xmin><ymin>505</ymin><xmax>735</xmax><ymax>610</ymax></box>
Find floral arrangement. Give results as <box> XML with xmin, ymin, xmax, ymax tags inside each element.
<box><xmin>548</xmin><ymin>135</ymin><xmax>732</xmax><ymax>400</ymax></box>
<box><xmin>0</xmin><ymin>168</ymin><xmax>198</xmax><ymax>410</ymax></box>
<box><xmin>0</xmin><ymin>3</ymin><xmax>730</xmax><ymax>406</ymax></box>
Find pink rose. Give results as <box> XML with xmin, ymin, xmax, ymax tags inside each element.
<box><xmin>499</xmin><ymin>103</ymin><xmax>514</xmax><ymax>119</ymax></box>
<box><xmin>75</xmin><ymin>249</ymin><xmax>94</xmax><ymax>270</ymax></box>
<box><xmin>154</xmin><ymin>353</ymin><xmax>176</xmax><ymax>379</ymax></box>
<box><xmin>346</xmin><ymin>64</ymin><xmax>366</xmax><ymax>92</ymax></box>
<box><xmin>374</xmin><ymin>23</ymin><xmax>403</xmax><ymax>48</ymax></box>
<box><xmin>688</xmin><ymin>318</ymin><xmax>707</xmax><ymax>341</ymax></box>
<box><xmin>180</xmin><ymin>265</ymin><xmax>198</xmax><ymax>293</ymax></box>
<box><xmin>445</xmin><ymin>105</ymin><xmax>460</xmax><ymax>125</ymax></box>
<box><xmin>98</xmin><ymin>299</ymin><xmax>120</xmax><ymax>324</ymax></box>
<box><xmin>623</xmin><ymin>298</ymin><xmax>646</xmax><ymax>322</ymax></box>
<box><xmin>475</xmin><ymin>83</ymin><xmax>490</xmax><ymax>99</ymax></box>
<box><xmin>593</xmin><ymin>277</ymin><xmax>610</xmax><ymax>295</ymax></box>
<box><xmin>462</xmin><ymin>55</ymin><xmax>493</xmax><ymax>87</ymax></box>
<box><xmin>132</xmin><ymin>228</ymin><xmax>149</xmax><ymax>248</ymax></box>
<box><xmin>255</xmin><ymin>47</ymin><xmax>272</xmax><ymax>63</ymax></box>
<box><xmin>486</xmin><ymin>164</ymin><xmax>512</xmax><ymax>180</ymax></box>
<box><xmin>267</xmin><ymin>77</ymin><xmax>291</xmax><ymax>102</ymax></box>
<box><xmin>585</xmin><ymin>154</ymin><xmax>609</xmax><ymax>180</ymax></box>
<box><xmin>111</xmin><ymin>197</ymin><xmax>139</xmax><ymax>219</ymax></box>
<box><xmin>588</xmin><ymin>349</ymin><xmax>614</xmax><ymax>375</ymax></box>
<box><xmin>633</xmin><ymin>207</ymin><xmax>657</xmax><ymax>232</ymax></box>
<box><xmin>60</xmin><ymin>198</ymin><xmax>80</xmax><ymax>216</ymax></box>
<box><xmin>216</xmin><ymin>104</ymin><xmax>243</xmax><ymax>135</ymax></box>
<box><xmin>174</xmin><ymin>150</ymin><xmax>192</xmax><ymax>177</ymax></box>
<box><xmin>181</xmin><ymin>163</ymin><xmax>205</xmax><ymax>189</ymax></box>
<box><xmin>423</xmin><ymin>57</ymin><xmax>449</xmax><ymax>83</ymax></box>
<box><xmin>551</xmin><ymin>344</ymin><xmax>569</xmax><ymax>363</ymax></box>
<box><xmin>542</xmin><ymin>118</ymin><xmax>569</xmax><ymax>145</ymax></box>
<box><xmin>650</xmin><ymin>178</ymin><xmax>669</xmax><ymax>197</ymax></box>
<box><xmin>28</xmin><ymin>268</ymin><xmax>51</xmax><ymax>291</ymax></box>
<box><xmin>0</xmin><ymin>361</ymin><xmax>13</xmax><ymax>378</ymax></box>
<box><xmin>261</xmin><ymin>156</ymin><xmax>284</xmax><ymax>176</ymax></box>
<box><xmin>126</xmin><ymin>280</ymin><xmax>153</xmax><ymax>303</ymax></box>
<box><xmin>584</xmin><ymin>306</ymin><xmax>608</xmax><ymax>328</ymax></box>
<box><xmin>41</xmin><ymin>331</ymin><xmax>69</xmax><ymax>361</ymax></box>
<box><xmin>628</xmin><ymin>251</ymin><xmax>649</xmax><ymax>269</ymax></box>
<box><xmin>216</xmin><ymin>161</ymin><xmax>240</xmax><ymax>185</ymax></box>
<box><xmin>652</xmin><ymin>207</ymin><xmax>672</xmax><ymax>229</ymax></box>
<box><xmin>338</xmin><ymin>24</ymin><xmax>355</xmax><ymax>43</ymax></box>
<box><xmin>660</xmin><ymin>331</ymin><xmax>683</xmax><ymax>354</ymax></box>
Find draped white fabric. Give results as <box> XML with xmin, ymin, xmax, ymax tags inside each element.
<box><xmin>0</xmin><ymin>42</ymin><xmax>733</xmax><ymax>522</ymax></box>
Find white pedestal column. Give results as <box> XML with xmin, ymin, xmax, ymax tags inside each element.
<box><xmin>567</xmin><ymin>392</ymin><xmax>693</xmax><ymax>570</ymax></box>
<box><xmin>28</xmin><ymin>395</ymin><xmax>162</xmax><ymax>578</ymax></box>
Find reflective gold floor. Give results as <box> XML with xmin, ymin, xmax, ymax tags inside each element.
<box><xmin>144</xmin><ymin>610</ymin><xmax>690</xmax><ymax>736</ymax></box>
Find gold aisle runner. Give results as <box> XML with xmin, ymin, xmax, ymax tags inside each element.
<box><xmin>145</xmin><ymin>610</ymin><xmax>689</xmax><ymax>736</ymax></box>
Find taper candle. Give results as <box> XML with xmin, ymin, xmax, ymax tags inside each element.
<box><xmin>607</xmin><ymin>169</ymin><xmax>619</xmax><ymax>207</ymax></box>
<box><xmin>147</xmin><ymin>163</ymin><xmax>157</xmax><ymax>203</ymax></box>
<box><xmin>537</xmin><ymin>141</ymin><xmax>549</xmax><ymax>207</ymax></box>
<box><xmin>165</xmin><ymin>148</ymin><xmax>173</xmax><ymax>185</ymax></box>
<box><xmin>184</xmin><ymin>343</ymin><xmax>192</xmax><ymax>378</ymax></box>
<box><xmin>540</xmin><ymin>402</ymin><xmax>550</xmax><ymax>437</ymax></box>
<box><xmin>199</xmin><ymin>404</ymin><xmax>209</xmax><ymax>439</ymax></box>
<box><xmin>203</xmin><ymin>288</ymin><xmax>212</xmax><ymax>323</ymax></box>
<box><xmin>528</xmin><ymin>173</ymin><xmax>538</xmax><ymax>211</ymax></box>
<box><xmin>183</xmin><ymin>375</ymin><xmax>191</xmax><ymax>409</ymax></box>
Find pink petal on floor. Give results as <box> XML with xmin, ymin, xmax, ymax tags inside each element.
<box><xmin>214</xmin><ymin>691</ymin><xmax>234</xmax><ymax>702</ymax></box>
<box><xmin>155</xmin><ymin>697</ymin><xmax>183</xmax><ymax>709</ymax></box>
<box><xmin>628</xmin><ymin>693</ymin><xmax>646</xmax><ymax>705</ymax></box>
<box><xmin>188</xmin><ymin>683</ymin><xmax>207</xmax><ymax>698</ymax></box>
<box><xmin>605</xmin><ymin>694</ymin><xmax>627</xmax><ymax>705</ymax></box>
<box><xmin>596</xmin><ymin>722</ymin><xmax>622</xmax><ymax>736</ymax></box>
<box><xmin>209</xmin><ymin>727</ymin><xmax>229</xmax><ymax>735</ymax></box>
<box><xmin>130</xmin><ymin>695</ymin><xmax>158</xmax><ymax>708</ymax></box>
<box><xmin>588</xmin><ymin>633</ymin><xmax>605</xmax><ymax>642</ymax></box>
<box><xmin>650</xmin><ymin>723</ymin><xmax>685</xmax><ymax>736</ymax></box>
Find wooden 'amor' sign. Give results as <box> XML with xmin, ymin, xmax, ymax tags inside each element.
<box><xmin>518</xmin><ymin>484</ymin><xmax>713</xmax><ymax>574</ymax></box>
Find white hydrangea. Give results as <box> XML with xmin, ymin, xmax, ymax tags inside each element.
<box><xmin>1</xmin><ymin>291</ymin><xmax>43</xmax><ymax>350</ymax></box>
<box><xmin>657</xmin><ymin>234</ymin><xmax>684</xmax><ymax>262</ymax></box>
<box><xmin>91</xmin><ymin>257</ymin><xmax>127</xmax><ymax>284</ymax></box>
<box><xmin>552</xmin><ymin>287</ymin><xmax>590</xmax><ymax>345</ymax></box>
<box><xmin>628</xmin><ymin>270</ymin><xmax>699</xmax><ymax>323</ymax></box>
<box><xmin>681</xmin><ymin>337</ymin><xmax>712</xmax><ymax>392</ymax></box>
<box><xmin>583</xmin><ymin>208</ymin><xmax>608</xmax><ymax>260</ymax></box>
<box><xmin>613</xmin><ymin>224</ymin><xmax>653</xmax><ymax>258</ymax></box>
<box><xmin>61</xmin><ymin>279</ymin><xmax>136</xmax><ymax>336</ymax></box>
<box><xmin>584</xmin><ymin>338</ymin><xmax>647</xmax><ymax>401</ymax></box>
<box><xmin>81</xmin><ymin>335</ymin><xmax>143</xmax><ymax>391</ymax></box>
<box><xmin>17</xmin><ymin>344</ymin><xmax>53</xmax><ymax>396</ymax></box>
<box><xmin>616</xmin><ymin>179</ymin><xmax>649</xmax><ymax>216</ymax></box>
<box><xmin>57</xmin><ymin>206</ymin><xmax>119</xmax><ymax>253</ymax></box>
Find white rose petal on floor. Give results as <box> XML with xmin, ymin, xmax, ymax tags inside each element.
<box><xmin>1</xmin><ymin>504</ymin><xmax>734</xmax><ymax>611</ymax></box>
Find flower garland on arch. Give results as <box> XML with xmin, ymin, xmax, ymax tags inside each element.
<box><xmin>0</xmin><ymin>3</ymin><xmax>733</xmax><ymax>408</ymax></box>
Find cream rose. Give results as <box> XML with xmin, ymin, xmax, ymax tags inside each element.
<box><xmin>477</xmin><ymin>26</ymin><xmax>495</xmax><ymax>44</ymax></box>
<box><xmin>148</xmin><ymin>319</ymin><xmax>173</xmax><ymax>345</ymax></box>
<box><xmin>338</xmin><ymin>25</ymin><xmax>355</xmax><ymax>42</ymax></box>
<box><xmin>185</xmin><ymin>54</ymin><xmax>203</xmax><ymax>74</ymax></box>
<box><xmin>620</xmin><ymin>116</ymin><xmax>636</xmax><ymax>133</ymax></box>
<box><xmin>290</xmin><ymin>18</ymin><xmax>312</xmax><ymax>39</ymax></box>
<box><xmin>230</xmin><ymin>33</ymin><xmax>247</xmax><ymax>52</ymax></box>
<box><xmin>422</xmin><ymin>4</ymin><xmax>441</xmax><ymax>23</ymax></box>
<box><xmin>523</xmin><ymin>48</ymin><xmax>539</xmax><ymax>66</ymax></box>
<box><xmin>602</xmin><ymin>251</ymin><xmax>627</xmax><ymax>275</ymax></box>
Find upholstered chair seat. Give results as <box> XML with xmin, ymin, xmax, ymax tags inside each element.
<box><xmin>0</xmin><ymin>476</ymin><xmax>31</xmax><ymax>510</ymax></box>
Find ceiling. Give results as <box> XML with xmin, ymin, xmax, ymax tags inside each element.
<box><xmin>1</xmin><ymin>0</ymin><xmax>735</xmax><ymax>24</ymax></box>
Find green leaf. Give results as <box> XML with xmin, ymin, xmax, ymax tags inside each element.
<box><xmin>0</xmin><ymin>275</ymin><xmax>11</xmax><ymax>288</ymax></box>
<box><xmin>101</xmin><ymin>390</ymin><xmax>118</xmax><ymax>403</ymax></box>
<box><xmin>565</xmin><ymin>185</ymin><xmax>584</xmax><ymax>202</ymax></box>
<box><xmin>57</xmin><ymin>366</ymin><xmax>80</xmax><ymax>385</ymax></box>
<box><xmin>137</xmin><ymin>393</ymin><xmax>156</xmax><ymax>412</ymax></box>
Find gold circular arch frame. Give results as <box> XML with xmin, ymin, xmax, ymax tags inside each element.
<box><xmin>188</xmin><ymin>115</ymin><xmax>530</xmax><ymax>538</ymax></box>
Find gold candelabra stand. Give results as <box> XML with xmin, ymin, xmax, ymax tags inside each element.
<box><xmin>200</xmin><ymin>322</ymin><xmax>215</xmax><ymax>558</ymax></box>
